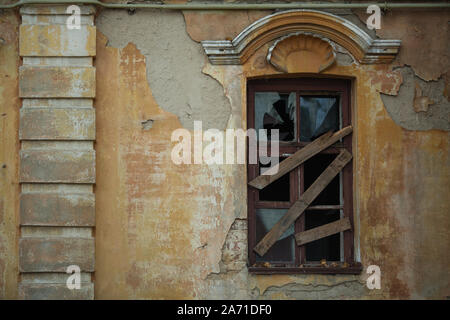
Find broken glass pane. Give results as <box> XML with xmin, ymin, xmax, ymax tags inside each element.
<box><xmin>255</xmin><ymin>92</ymin><xmax>296</xmax><ymax>141</ymax></box>
<box><xmin>255</xmin><ymin>208</ymin><xmax>295</xmax><ymax>263</ymax></box>
<box><xmin>300</xmin><ymin>96</ymin><xmax>340</xmax><ymax>141</ymax></box>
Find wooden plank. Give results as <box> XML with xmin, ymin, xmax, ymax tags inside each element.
<box><xmin>253</xmin><ymin>149</ymin><xmax>352</xmax><ymax>257</ymax></box>
<box><xmin>295</xmin><ymin>217</ymin><xmax>351</xmax><ymax>246</ymax></box>
<box><xmin>248</xmin><ymin>126</ymin><xmax>352</xmax><ymax>190</ymax></box>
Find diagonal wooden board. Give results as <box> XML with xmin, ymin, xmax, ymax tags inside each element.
<box><xmin>295</xmin><ymin>217</ymin><xmax>351</xmax><ymax>246</ymax></box>
<box><xmin>248</xmin><ymin>126</ymin><xmax>352</xmax><ymax>190</ymax></box>
<box><xmin>253</xmin><ymin>149</ymin><xmax>352</xmax><ymax>257</ymax></box>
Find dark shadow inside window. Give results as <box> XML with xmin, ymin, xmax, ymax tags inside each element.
<box><xmin>303</xmin><ymin>153</ymin><xmax>342</xmax><ymax>261</ymax></box>
<box><xmin>259</xmin><ymin>157</ymin><xmax>289</xmax><ymax>201</ymax></box>
<box><xmin>304</xmin><ymin>154</ymin><xmax>340</xmax><ymax>206</ymax></box>
<box><xmin>305</xmin><ymin>210</ymin><xmax>341</xmax><ymax>261</ymax></box>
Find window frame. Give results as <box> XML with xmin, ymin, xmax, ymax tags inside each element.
<box><xmin>247</xmin><ymin>77</ymin><xmax>361</xmax><ymax>274</ymax></box>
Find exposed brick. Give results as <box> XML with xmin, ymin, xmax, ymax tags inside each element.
<box><xmin>20</xmin><ymin>108</ymin><xmax>95</xmax><ymax>140</ymax></box>
<box><xmin>20</xmin><ymin>237</ymin><xmax>95</xmax><ymax>272</ymax></box>
<box><xmin>20</xmin><ymin>25</ymin><xmax>96</xmax><ymax>57</ymax></box>
<box><xmin>19</xmin><ymin>282</ymin><xmax>94</xmax><ymax>300</ymax></box>
<box><xmin>19</xmin><ymin>66</ymin><xmax>95</xmax><ymax>98</ymax></box>
<box><xmin>20</xmin><ymin>193</ymin><xmax>95</xmax><ymax>226</ymax></box>
<box><xmin>20</xmin><ymin>150</ymin><xmax>95</xmax><ymax>183</ymax></box>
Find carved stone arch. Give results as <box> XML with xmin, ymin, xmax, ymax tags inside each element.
<box><xmin>201</xmin><ymin>9</ymin><xmax>400</xmax><ymax>66</ymax></box>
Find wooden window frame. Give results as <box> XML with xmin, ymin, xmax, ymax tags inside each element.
<box><xmin>247</xmin><ymin>77</ymin><xmax>362</xmax><ymax>274</ymax></box>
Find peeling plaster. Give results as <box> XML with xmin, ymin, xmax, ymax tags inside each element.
<box><xmin>0</xmin><ymin>1</ymin><xmax>448</xmax><ymax>301</ymax></box>
<box><xmin>207</xmin><ymin>218</ymin><xmax>248</xmax><ymax>277</ymax></box>
<box><xmin>200</xmin><ymin>32</ymin><xmax>449</xmax><ymax>299</ymax></box>
<box><xmin>96</xmin><ymin>9</ymin><xmax>231</xmax><ymax>131</ymax></box>
<box><xmin>94</xmin><ymin>29</ymin><xmax>248</xmax><ymax>299</ymax></box>
<box><xmin>381</xmin><ymin>67</ymin><xmax>450</xmax><ymax>131</ymax></box>
<box><xmin>354</xmin><ymin>9</ymin><xmax>450</xmax><ymax>81</ymax></box>
<box><xmin>93</xmin><ymin>7</ymin><xmax>450</xmax><ymax>300</ymax></box>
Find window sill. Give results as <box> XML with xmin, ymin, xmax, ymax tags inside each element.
<box><xmin>248</xmin><ymin>262</ymin><xmax>363</xmax><ymax>275</ymax></box>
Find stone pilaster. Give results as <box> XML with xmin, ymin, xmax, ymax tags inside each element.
<box><xmin>18</xmin><ymin>5</ymin><xmax>96</xmax><ymax>300</ymax></box>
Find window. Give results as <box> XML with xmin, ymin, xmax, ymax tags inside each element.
<box><xmin>247</xmin><ymin>78</ymin><xmax>360</xmax><ymax>274</ymax></box>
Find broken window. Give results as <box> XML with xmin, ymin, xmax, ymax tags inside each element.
<box><xmin>255</xmin><ymin>92</ymin><xmax>296</xmax><ymax>141</ymax></box>
<box><xmin>247</xmin><ymin>78</ymin><xmax>358</xmax><ymax>273</ymax></box>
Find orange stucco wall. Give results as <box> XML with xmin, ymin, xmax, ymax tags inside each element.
<box><xmin>93</xmin><ymin>9</ymin><xmax>449</xmax><ymax>299</ymax></box>
<box><xmin>0</xmin><ymin>5</ymin><xmax>448</xmax><ymax>300</ymax></box>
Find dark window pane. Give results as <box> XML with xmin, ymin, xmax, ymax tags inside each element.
<box><xmin>255</xmin><ymin>92</ymin><xmax>296</xmax><ymax>141</ymax></box>
<box><xmin>300</xmin><ymin>96</ymin><xmax>339</xmax><ymax>142</ymax></box>
<box><xmin>305</xmin><ymin>210</ymin><xmax>341</xmax><ymax>261</ymax></box>
<box><xmin>259</xmin><ymin>157</ymin><xmax>289</xmax><ymax>201</ymax></box>
<box><xmin>304</xmin><ymin>154</ymin><xmax>340</xmax><ymax>206</ymax></box>
<box><xmin>255</xmin><ymin>208</ymin><xmax>295</xmax><ymax>263</ymax></box>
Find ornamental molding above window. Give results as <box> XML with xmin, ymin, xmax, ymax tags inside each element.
<box><xmin>201</xmin><ymin>9</ymin><xmax>401</xmax><ymax>66</ymax></box>
<box><xmin>267</xmin><ymin>33</ymin><xmax>337</xmax><ymax>73</ymax></box>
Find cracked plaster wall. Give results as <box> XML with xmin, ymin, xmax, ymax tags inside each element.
<box><xmin>353</xmin><ymin>9</ymin><xmax>450</xmax><ymax>131</ymax></box>
<box><xmin>84</xmin><ymin>6</ymin><xmax>449</xmax><ymax>300</ymax></box>
<box><xmin>381</xmin><ymin>67</ymin><xmax>450</xmax><ymax>131</ymax></box>
<box><xmin>0</xmin><ymin>2</ymin><xmax>448</xmax><ymax>301</ymax></box>
<box><xmin>96</xmin><ymin>9</ymin><xmax>231</xmax><ymax>131</ymax></box>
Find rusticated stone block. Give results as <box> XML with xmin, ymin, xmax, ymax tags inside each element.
<box><xmin>20</xmin><ymin>150</ymin><xmax>95</xmax><ymax>183</ymax></box>
<box><xmin>20</xmin><ymin>25</ymin><xmax>96</xmax><ymax>57</ymax></box>
<box><xmin>19</xmin><ymin>283</ymin><xmax>94</xmax><ymax>300</ymax></box>
<box><xmin>20</xmin><ymin>193</ymin><xmax>95</xmax><ymax>226</ymax></box>
<box><xmin>20</xmin><ymin>237</ymin><xmax>95</xmax><ymax>272</ymax></box>
<box><xmin>20</xmin><ymin>108</ymin><xmax>95</xmax><ymax>140</ymax></box>
<box><xmin>19</xmin><ymin>66</ymin><xmax>95</xmax><ymax>98</ymax></box>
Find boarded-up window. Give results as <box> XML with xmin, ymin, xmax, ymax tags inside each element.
<box><xmin>247</xmin><ymin>78</ymin><xmax>360</xmax><ymax>274</ymax></box>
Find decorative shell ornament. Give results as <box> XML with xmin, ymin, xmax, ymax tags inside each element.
<box><xmin>267</xmin><ymin>33</ymin><xmax>336</xmax><ymax>73</ymax></box>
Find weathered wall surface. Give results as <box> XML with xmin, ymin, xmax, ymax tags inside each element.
<box><xmin>16</xmin><ymin>5</ymin><xmax>97</xmax><ymax>299</ymax></box>
<box><xmin>354</xmin><ymin>9</ymin><xmax>450</xmax><ymax>131</ymax></box>
<box><xmin>96</xmin><ymin>9</ymin><xmax>231</xmax><ymax>131</ymax></box>
<box><xmin>1</xmin><ymin>3</ymin><xmax>446</xmax><ymax>300</ymax></box>
<box><xmin>94</xmin><ymin>8</ymin><xmax>449</xmax><ymax>300</ymax></box>
<box><xmin>94</xmin><ymin>29</ymin><xmax>245</xmax><ymax>299</ymax></box>
<box><xmin>0</xmin><ymin>9</ymin><xmax>20</xmax><ymax>300</ymax></box>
